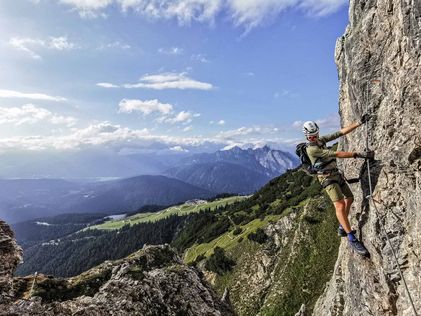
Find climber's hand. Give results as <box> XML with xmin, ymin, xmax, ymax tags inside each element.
<box><xmin>353</xmin><ymin>150</ymin><xmax>375</xmax><ymax>160</ymax></box>
<box><xmin>359</xmin><ymin>113</ymin><xmax>371</xmax><ymax>124</ymax></box>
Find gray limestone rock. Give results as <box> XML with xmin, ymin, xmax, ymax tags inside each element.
<box><xmin>0</xmin><ymin>237</ymin><xmax>234</xmax><ymax>315</ymax></box>
<box><xmin>0</xmin><ymin>220</ymin><xmax>22</xmax><ymax>304</ymax></box>
<box><xmin>314</xmin><ymin>0</ymin><xmax>420</xmax><ymax>315</ymax></box>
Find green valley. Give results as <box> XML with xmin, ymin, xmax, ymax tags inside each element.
<box><xmin>88</xmin><ymin>195</ymin><xmax>247</xmax><ymax>230</ymax></box>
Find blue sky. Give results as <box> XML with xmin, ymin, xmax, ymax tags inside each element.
<box><xmin>0</xmin><ymin>0</ymin><xmax>349</xmax><ymax>155</ymax></box>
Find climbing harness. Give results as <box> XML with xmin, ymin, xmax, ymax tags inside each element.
<box><xmin>364</xmin><ymin>81</ymin><xmax>419</xmax><ymax>316</ymax></box>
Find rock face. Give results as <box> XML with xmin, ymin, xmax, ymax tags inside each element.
<box><xmin>314</xmin><ymin>1</ymin><xmax>420</xmax><ymax>315</ymax></box>
<box><xmin>0</xmin><ymin>238</ymin><xmax>234</xmax><ymax>315</ymax></box>
<box><xmin>0</xmin><ymin>220</ymin><xmax>22</xmax><ymax>304</ymax></box>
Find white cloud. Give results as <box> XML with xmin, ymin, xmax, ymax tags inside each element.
<box><xmin>191</xmin><ymin>54</ymin><xmax>210</xmax><ymax>63</ymax></box>
<box><xmin>96</xmin><ymin>82</ymin><xmax>119</xmax><ymax>88</ymax></box>
<box><xmin>9</xmin><ymin>36</ymin><xmax>76</xmax><ymax>59</ymax></box>
<box><xmin>8</xmin><ymin>37</ymin><xmax>43</xmax><ymax>59</ymax></box>
<box><xmin>273</xmin><ymin>89</ymin><xmax>298</xmax><ymax>99</ymax></box>
<box><xmin>0</xmin><ymin>121</ymin><xmax>205</xmax><ymax>151</ymax></box>
<box><xmin>0</xmin><ymin>104</ymin><xmax>77</xmax><ymax>127</ymax></box>
<box><xmin>216</xmin><ymin>126</ymin><xmax>279</xmax><ymax>139</ymax></box>
<box><xmin>217</xmin><ymin>126</ymin><xmax>258</xmax><ymax>138</ymax></box>
<box><xmin>158</xmin><ymin>47</ymin><xmax>184</xmax><ymax>55</ymax></box>
<box><xmin>58</xmin><ymin>0</ymin><xmax>347</xmax><ymax>31</ymax></box>
<box><xmin>118</xmin><ymin>0</ymin><xmax>222</xmax><ymax>24</ymax></box>
<box><xmin>227</xmin><ymin>0</ymin><xmax>293</xmax><ymax>32</ymax></box>
<box><xmin>164</xmin><ymin>111</ymin><xmax>193</xmax><ymax>124</ymax></box>
<box><xmin>182</xmin><ymin>125</ymin><xmax>193</xmax><ymax>132</ymax></box>
<box><xmin>157</xmin><ymin>111</ymin><xmax>200</xmax><ymax>125</ymax></box>
<box><xmin>117</xmin><ymin>98</ymin><xmax>200</xmax><ymax>126</ymax></box>
<box><xmin>299</xmin><ymin>0</ymin><xmax>347</xmax><ymax>16</ymax></box>
<box><xmin>243</xmin><ymin>71</ymin><xmax>255</xmax><ymax>77</ymax></box>
<box><xmin>48</xmin><ymin>36</ymin><xmax>76</xmax><ymax>50</ymax></box>
<box><xmin>118</xmin><ymin>99</ymin><xmax>173</xmax><ymax>115</ymax></box>
<box><xmin>210</xmin><ymin>119</ymin><xmax>226</xmax><ymax>125</ymax></box>
<box><xmin>98</xmin><ymin>72</ymin><xmax>214</xmax><ymax>90</ymax></box>
<box><xmin>170</xmin><ymin>145</ymin><xmax>189</xmax><ymax>152</ymax></box>
<box><xmin>59</xmin><ymin>0</ymin><xmax>113</xmax><ymax>18</ymax></box>
<box><xmin>0</xmin><ymin>89</ymin><xmax>67</xmax><ymax>102</ymax></box>
<box><xmin>0</xmin><ymin>119</ymin><xmax>298</xmax><ymax>153</ymax></box>
<box><xmin>123</xmin><ymin>72</ymin><xmax>214</xmax><ymax>90</ymax></box>
<box><xmin>99</xmin><ymin>41</ymin><xmax>131</xmax><ymax>49</ymax></box>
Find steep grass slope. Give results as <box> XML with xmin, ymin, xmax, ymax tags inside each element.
<box><xmin>175</xmin><ymin>169</ymin><xmax>342</xmax><ymax>315</ymax></box>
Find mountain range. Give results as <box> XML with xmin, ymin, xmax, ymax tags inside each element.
<box><xmin>0</xmin><ymin>176</ymin><xmax>212</xmax><ymax>223</ymax></box>
<box><xmin>165</xmin><ymin>146</ymin><xmax>298</xmax><ymax>194</ymax></box>
<box><xmin>0</xmin><ymin>146</ymin><xmax>298</xmax><ymax>223</ymax></box>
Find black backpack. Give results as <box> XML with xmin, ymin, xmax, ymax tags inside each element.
<box><xmin>295</xmin><ymin>143</ymin><xmax>318</xmax><ymax>175</ymax></box>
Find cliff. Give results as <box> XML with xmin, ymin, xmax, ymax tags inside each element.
<box><xmin>0</xmin><ymin>224</ymin><xmax>233</xmax><ymax>316</ymax></box>
<box><xmin>0</xmin><ymin>220</ymin><xmax>22</xmax><ymax>304</ymax></box>
<box><xmin>314</xmin><ymin>0</ymin><xmax>420</xmax><ymax>315</ymax></box>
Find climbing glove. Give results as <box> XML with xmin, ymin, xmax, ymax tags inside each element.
<box><xmin>353</xmin><ymin>150</ymin><xmax>375</xmax><ymax>159</ymax></box>
<box><xmin>359</xmin><ymin>113</ymin><xmax>371</xmax><ymax>124</ymax></box>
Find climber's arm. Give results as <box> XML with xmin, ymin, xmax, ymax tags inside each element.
<box><xmin>335</xmin><ymin>151</ymin><xmax>375</xmax><ymax>159</ymax></box>
<box><xmin>340</xmin><ymin>123</ymin><xmax>361</xmax><ymax>136</ymax></box>
<box><xmin>320</xmin><ymin>123</ymin><xmax>360</xmax><ymax>142</ymax></box>
<box><xmin>340</xmin><ymin>114</ymin><xmax>371</xmax><ymax>136</ymax></box>
<box><xmin>335</xmin><ymin>151</ymin><xmax>355</xmax><ymax>158</ymax></box>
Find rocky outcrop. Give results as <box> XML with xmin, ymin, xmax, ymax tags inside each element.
<box><xmin>314</xmin><ymin>1</ymin><xmax>420</xmax><ymax>315</ymax></box>
<box><xmin>0</xmin><ymin>239</ymin><xmax>234</xmax><ymax>315</ymax></box>
<box><xmin>0</xmin><ymin>220</ymin><xmax>22</xmax><ymax>304</ymax></box>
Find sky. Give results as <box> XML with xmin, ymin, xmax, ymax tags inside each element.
<box><xmin>0</xmin><ymin>0</ymin><xmax>349</xmax><ymax>156</ymax></box>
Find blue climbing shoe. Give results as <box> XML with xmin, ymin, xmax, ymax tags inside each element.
<box><xmin>348</xmin><ymin>233</ymin><xmax>370</xmax><ymax>257</ymax></box>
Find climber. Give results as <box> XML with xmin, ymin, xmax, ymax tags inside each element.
<box><xmin>302</xmin><ymin>115</ymin><xmax>373</xmax><ymax>257</ymax></box>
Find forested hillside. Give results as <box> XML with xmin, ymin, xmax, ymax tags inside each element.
<box><xmin>14</xmin><ymin>167</ymin><xmax>343</xmax><ymax>315</ymax></box>
<box><xmin>16</xmin><ymin>168</ymin><xmax>321</xmax><ymax>278</ymax></box>
<box><xmin>16</xmin><ymin>214</ymin><xmax>186</xmax><ymax>277</ymax></box>
<box><xmin>171</xmin><ymin>168</ymin><xmax>341</xmax><ymax>315</ymax></box>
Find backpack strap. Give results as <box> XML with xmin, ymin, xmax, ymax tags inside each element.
<box><xmin>307</xmin><ymin>141</ymin><xmax>336</xmax><ymax>173</ymax></box>
<box><xmin>321</xmin><ymin>179</ymin><xmax>339</xmax><ymax>189</ymax></box>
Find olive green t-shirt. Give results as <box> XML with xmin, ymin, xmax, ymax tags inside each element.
<box><xmin>306</xmin><ymin>131</ymin><xmax>343</xmax><ymax>171</ymax></box>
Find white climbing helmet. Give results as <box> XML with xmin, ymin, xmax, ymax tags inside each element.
<box><xmin>302</xmin><ymin>121</ymin><xmax>319</xmax><ymax>136</ymax></box>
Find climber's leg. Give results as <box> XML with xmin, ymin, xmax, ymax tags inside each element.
<box><xmin>333</xmin><ymin>199</ymin><xmax>352</xmax><ymax>233</ymax></box>
<box><xmin>344</xmin><ymin>197</ymin><xmax>353</xmax><ymax>217</ymax></box>
<box><xmin>341</xmin><ymin>182</ymin><xmax>354</xmax><ymax>217</ymax></box>
<box><xmin>324</xmin><ymin>183</ymin><xmax>352</xmax><ymax>233</ymax></box>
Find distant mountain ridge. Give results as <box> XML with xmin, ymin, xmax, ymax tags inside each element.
<box><xmin>0</xmin><ymin>146</ymin><xmax>297</xmax><ymax>223</ymax></box>
<box><xmin>165</xmin><ymin>146</ymin><xmax>298</xmax><ymax>193</ymax></box>
<box><xmin>0</xmin><ymin>176</ymin><xmax>213</xmax><ymax>223</ymax></box>
<box><xmin>73</xmin><ymin>175</ymin><xmax>213</xmax><ymax>215</ymax></box>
